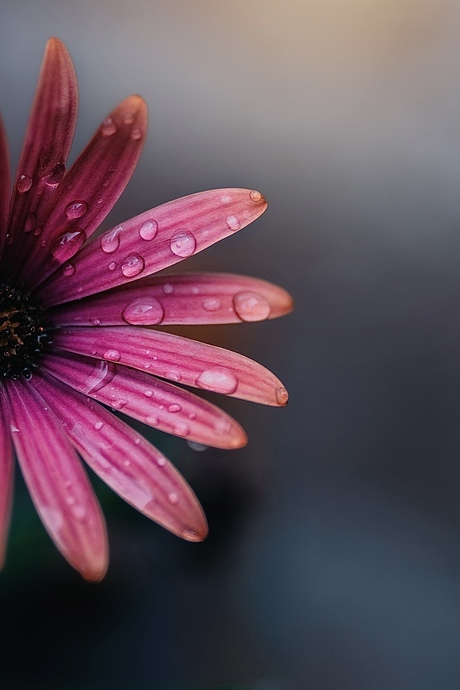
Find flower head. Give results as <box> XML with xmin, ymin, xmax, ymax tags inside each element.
<box><xmin>0</xmin><ymin>38</ymin><xmax>292</xmax><ymax>580</ymax></box>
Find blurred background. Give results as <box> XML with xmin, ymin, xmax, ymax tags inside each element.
<box><xmin>2</xmin><ymin>0</ymin><xmax>460</xmax><ymax>688</ymax></box>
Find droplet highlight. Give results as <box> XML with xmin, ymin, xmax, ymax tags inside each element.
<box><xmin>122</xmin><ymin>297</ymin><xmax>164</xmax><ymax>325</ymax></box>
<box><xmin>233</xmin><ymin>291</ymin><xmax>271</xmax><ymax>322</ymax></box>
<box><xmin>16</xmin><ymin>174</ymin><xmax>33</xmax><ymax>193</ymax></box>
<box><xmin>50</xmin><ymin>229</ymin><xmax>87</xmax><ymax>263</ymax></box>
<box><xmin>65</xmin><ymin>200</ymin><xmax>88</xmax><ymax>220</ymax></box>
<box><xmin>100</xmin><ymin>225</ymin><xmax>123</xmax><ymax>253</ymax></box>
<box><xmin>121</xmin><ymin>254</ymin><xmax>145</xmax><ymax>278</ymax></box>
<box><xmin>226</xmin><ymin>214</ymin><xmax>241</xmax><ymax>231</ymax></box>
<box><xmin>196</xmin><ymin>368</ymin><xmax>238</xmax><ymax>394</ymax></box>
<box><xmin>101</xmin><ymin>117</ymin><xmax>117</xmax><ymax>136</ymax></box>
<box><xmin>139</xmin><ymin>219</ymin><xmax>158</xmax><ymax>241</ymax></box>
<box><xmin>202</xmin><ymin>297</ymin><xmax>222</xmax><ymax>312</ymax></box>
<box><xmin>103</xmin><ymin>349</ymin><xmax>121</xmax><ymax>362</ymax></box>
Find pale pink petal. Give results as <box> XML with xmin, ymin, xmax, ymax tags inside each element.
<box><xmin>0</xmin><ymin>387</ymin><xmax>14</xmax><ymax>569</ymax></box>
<box><xmin>36</xmin><ymin>189</ymin><xmax>267</xmax><ymax>307</ymax></box>
<box><xmin>0</xmin><ymin>117</ymin><xmax>10</xmax><ymax>259</ymax></box>
<box><xmin>6</xmin><ymin>38</ymin><xmax>78</xmax><ymax>277</ymax></box>
<box><xmin>42</xmin><ymin>351</ymin><xmax>247</xmax><ymax>449</ymax></box>
<box><xmin>52</xmin><ymin>326</ymin><xmax>289</xmax><ymax>406</ymax></box>
<box><xmin>20</xmin><ymin>95</ymin><xmax>148</xmax><ymax>291</ymax></box>
<box><xmin>4</xmin><ymin>377</ymin><xmax>108</xmax><ymax>581</ymax></box>
<box><xmin>48</xmin><ymin>272</ymin><xmax>293</xmax><ymax>326</ymax></box>
<box><xmin>30</xmin><ymin>371</ymin><xmax>208</xmax><ymax>541</ymax></box>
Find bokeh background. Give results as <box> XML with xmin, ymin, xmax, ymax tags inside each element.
<box><xmin>2</xmin><ymin>0</ymin><xmax>460</xmax><ymax>688</ymax></box>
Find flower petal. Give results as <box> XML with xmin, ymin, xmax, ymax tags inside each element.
<box><xmin>0</xmin><ymin>117</ymin><xmax>11</xmax><ymax>260</ymax></box>
<box><xmin>36</xmin><ymin>189</ymin><xmax>267</xmax><ymax>307</ymax></box>
<box><xmin>31</xmin><ymin>371</ymin><xmax>208</xmax><ymax>542</ymax></box>
<box><xmin>4</xmin><ymin>377</ymin><xmax>108</xmax><ymax>581</ymax></box>
<box><xmin>48</xmin><ymin>272</ymin><xmax>293</xmax><ymax>326</ymax></box>
<box><xmin>0</xmin><ymin>387</ymin><xmax>14</xmax><ymax>569</ymax></box>
<box><xmin>52</xmin><ymin>326</ymin><xmax>289</xmax><ymax>406</ymax></box>
<box><xmin>42</xmin><ymin>351</ymin><xmax>248</xmax><ymax>449</ymax></box>
<box><xmin>19</xmin><ymin>95</ymin><xmax>148</xmax><ymax>291</ymax></box>
<box><xmin>6</xmin><ymin>38</ymin><xmax>78</xmax><ymax>277</ymax></box>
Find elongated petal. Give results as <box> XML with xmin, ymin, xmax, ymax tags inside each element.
<box><xmin>6</xmin><ymin>38</ymin><xmax>78</xmax><ymax>276</ymax></box>
<box><xmin>31</xmin><ymin>371</ymin><xmax>208</xmax><ymax>541</ymax></box>
<box><xmin>42</xmin><ymin>351</ymin><xmax>247</xmax><ymax>448</ymax></box>
<box><xmin>52</xmin><ymin>326</ymin><xmax>289</xmax><ymax>406</ymax></box>
<box><xmin>36</xmin><ymin>189</ymin><xmax>267</xmax><ymax>307</ymax></box>
<box><xmin>0</xmin><ymin>388</ymin><xmax>14</xmax><ymax>569</ymax></box>
<box><xmin>5</xmin><ymin>378</ymin><xmax>108</xmax><ymax>581</ymax></box>
<box><xmin>20</xmin><ymin>95</ymin><xmax>148</xmax><ymax>291</ymax></box>
<box><xmin>48</xmin><ymin>272</ymin><xmax>293</xmax><ymax>327</ymax></box>
<box><xmin>0</xmin><ymin>117</ymin><xmax>10</xmax><ymax>259</ymax></box>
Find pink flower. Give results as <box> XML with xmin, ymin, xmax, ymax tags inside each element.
<box><xmin>0</xmin><ymin>38</ymin><xmax>292</xmax><ymax>581</ymax></box>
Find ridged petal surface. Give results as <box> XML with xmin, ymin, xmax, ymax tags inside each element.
<box><xmin>36</xmin><ymin>189</ymin><xmax>267</xmax><ymax>306</ymax></box>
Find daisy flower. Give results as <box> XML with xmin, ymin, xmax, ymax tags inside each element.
<box><xmin>0</xmin><ymin>38</ymin><xmax>292</xmax><ymax>581</ymax></box>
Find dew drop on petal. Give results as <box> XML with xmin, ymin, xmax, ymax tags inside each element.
<box><xmin>50</xmin><ymin>229</ymin><xmax>87</xmax><ymax>263</ymax></box>
<box><xmin>121</xmin><ymin>254</ymin><xmax>145</xmax><ymax>278</ymax></box>
<box><xmin>94</xmin><ymin>420</ymin><xmax>104</xmax><ymax>430</ymax></box>
<box><xmin>122</xmin><ymin>297</ymin><xmax>164</xmax><ymax>325</ymax></box>
<box><xmin>195</xmin><ymin>367</ymin><xmax>238</xmax><ymax>394</ymax></box>
<box><xmin>170</xmin><ymin>231</ymin><xmax>196</xmax><ymax>258</ymax></box>
<box><xmin>202</xmin><ymin>297</ymin><xmax>222</xmax><ymax>312</ymax></box>
<box><xmin>33</xmin><ymin>226</ymin><xmax>42</xmax><ymax>237</ymax></box>
<box><xmin>123</xmin><ymin>112</ymin><xmax>134</xmax><ymax>124</ymax></box>
<box><xmin>65</xmin><ymin>200</ymin><xmax>88</xmax><ymax>220</ymax></box>
<box><xmin>226</xmin><ymin>214</ymin><xmax>241</xmax><ymax>231</ymax></box>
<box><xmin>108</xmin><ymin>261</ymin><xmax>117</xmax><ymax>271</ymax></box>
<box><xmin>42</xmin><ymin>163</ymin><xmax>65</xmax><ymax>187</ymax></box>
<box><xmin>103</xmin><ymin>349</ymin><xmax>121</xmax><ymax>362</ymax></box>
<box><xmin>131</xmin><ymin>127</ymin><xmax>142</xmax><ymax>140</ymax></box>
<box><xmin>165</xmin><ymin>370</ymin><xmax>181</xmax><ymax>382</ymax></box>
<box><xmin>233</xmin><ymin>291</ymin><xmax>271</xmax><ymax>322</ymax></box>
<box><xmin>90</xmin><ymin>317</ymin><xmax>101</xmax><ymax>325</ymax></box>
<box><xmin>146</xmin><ymin>415</ymin><xmax>160</xmax><ymax>426</ymax></box>
<box><xmin>168</xmin><ymin>403</ymin><xmax>182</xmax><ymax>413</ymax></box>
<box><xmin>16</xmin><ymin>174</ymin><xmax>33</xmax><ymax>193</ymax></box>
<box><xmin>162</xmin><ymin>283</ymin><xmax>174</xmax><ymax>295</ymax></box>
<box><xmin>100</xmin><ymin>225</ymin><xmax>123</xmax><ymax>253</ymax></box>
<box><xmin>250</xmin><ymin>190</ymin><xmax>263</xmax><ymax>202</ymax></box>
<box><xmin>168</xmin><ymin>492</ymin><xmax>179</xmax><ymax>504</ymax></box>
<box><xmin>24</xmin><ymin>213</ymin><xmax>36</xmax><ymax>233</ymax></box>
<box><xmin>101</xmin><ymin>117</ymin><xmax>117</xmax><ymax>136</ymax></box>
<box><xmin>139</xmin><ymin>219</ymin><xmax>158</xmax><ymax>241</ymax></box>
<box><xmin>144</xmin><ymin>390</ymin><xmax>153</xmax><ymax>398</ymax></box>
<box><xmin>276</xmin><ymin>386</ymin><xmax>289</xmax><ymax>405</ymax></box>
<box><xmin>173</xmin><ymin>422</ymin><xmax>190</xmax><ymax>437</ymax></box>
<box><xmin>62</xmin><ymin>262</ymin><xmax>76</xmax><ymax>277</ymax></box>
<box><xmin>157</xmin><ymin>456</ymin><xmax>166</xmax><ymax>467</ymax></box>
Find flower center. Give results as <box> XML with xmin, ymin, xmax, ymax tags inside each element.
<box><xmin>0</xmin><ymin>284</ymin><xmax>49</xmax><ymax>379</ymax></box>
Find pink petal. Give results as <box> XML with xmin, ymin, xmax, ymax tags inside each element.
<box><xmin>36</xmin><ymin>189</ymin><xmax>267</xmax><ymax>307</ymax></box>
<box><xmin>6</xmin><ymin>38</ymin><xmax>78</xmax><ymax>278</ymax></box>
<box><xmin>31</xmin><ymin>371</ymin><xmax>208</xmax><ymax>542</ymax></box>
<box><xmin>42</xmin><ymin>350</ymin><xmax>247</xmax><ymax>449</ymax></box>
<box><xmin>0</xmin><ymin>387</ymin><xmax>14</xmax><ymax>569</ymax></box>
<box><xmin>19</xmin><ymin>95</ymin><xmax>148</xmax><ymax>291</ymax></box>
<box><xmin>4</xmin><ymin>377</ymin><xmax>108</xmax><ymax>581</ymax></box>
<box><xmin>48</xmin><ymin>272</ymin><xmax>293</xmax><ymax>326</ymax></box>
<box><xmin>52</xmin><ymin>326</ymin><xmax>289</xmax><ymax>406</ymax></box>
<box><xmin>0</xmin><ymin>117</ymin><xmax>10</xmax><ymax>259</ymax></box>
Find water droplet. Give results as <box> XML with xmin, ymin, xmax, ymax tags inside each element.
<box><xmin>94</xmin><ymin>420</ymin><xmax>104</xmax><ymax>430</ymax></box>
<box><xmin>111</xmin><ymin>398</ymin><xmax>128</xmax><ymax>410</ymax></box>
<box><xmin>65</xmin><ymin>200</ymin><xmax>88</xmax><ymax>220</ymax></box>
<box><xmin>90</xmin><ymin>317</ymin><xmax>101</xmax><ymax>326</ymax></box>
<box><xmin>5</xmin><ymin>233</ymin><xmax>12</xmax><ymax>245</ymax></box>
<box><xmin>24</xmin><ymin>213</ymin><xmax>36</xmax><ymax>233</ymax></box>
<box><xmin>123</xmin><ymin>459</ymin><xmax>131</xmax><ymax>467</ymax></box>
<box><xmin>202</xmin><ymin>297</ymin><xmax>222</xmax><ymax>312</ymax></box>
<box><xmin>169</xmin><ymin>230</ymin><xmax>196</xmax><ymax>258</ymax></box>
<box><xmin>144</xmin><ymin>389</ymin><xmax>154</xmax><ymax>397</ymax></box>
<box><xmin>43</xmin><ymin>163</ymin><xmax>65</xmax><ymax>187</ymax></box>
<box><xmin>226</xmin><ymin>214</ymin><xmax>241</xmax><ymax>231</ymax></box>
<box><xmin>71</xmin><ymin>504</ymin><xmax>87</xmax><ymax>522</ymax></box>
<box><xmin>146</xmin><ymin>415</ymin><xmax>160</xmax><ymax>426</ymax></box>
<box><xmin>122</xmin><ymin>297</ymin><xmax>164</xmax><ymax>325</ymax></box>
<box><xmin>162</xmin><ymin>283</ymin><xmax>174</xmax><ymax>295</ymax></box>
<box><xmin>108</xmin><ymin>261</ymin><xmax>117</xmax><ymax>271</ymax></box>
<box><xmin>101</xmin><ymin>117</ymin><xmax>117</xmax><ymax>136</ymax></box>
<box><xmin>168</xmin><ymin>492</ymin><xmax>179</xmax><ymax>504</ymax></box>
<box><xmin>50</xmin><ymin>229</ymin><xmax>86</xmax><ymax>263</ymax></box>
<box><xmin>123</xmin><ymin>112</ymin><xmax>134</xmax><ymax>124</ymax></box>
<box><xmin>233</xmin><ymin>291</ymin><xmax>271</xmax><ymax>322</ymax></box>
<box><xmin>165</xmin><ymin>370</ymin><xmax>181</xmax><ymax>382</ymax></box>
<box><xmin>168</xmin><ymin>403</ymin><xmax>182</xmax><ymax>413</ymax></box>
<box><xmin>62</xmin><ymin>262</ymin><xmax>76</xmax><ymax>277</ymax></box>
<box><xmin>187</xmin><ymin>441</ymin><xmax>208</xmax><ymax>452</ymax></box>
<box><xmin>250</xmin><ymin>190</ymin><xmax>263</xmax><ymax>202</ymax></box>
<box><xmin>121</xmin><ymin>254</ymin><xmax>145</xmax><ymax>278</ymax></box>
<box><xmin>16</xmin><ymin>174</ymin><xmax>33</xmax><ymax>193</ymax></box>
<box><xmin>33</xmin><ymin>226</ymin><xmax>42</xmax><ymax>237</ymax></box>
<box><xmin>195</xmin><ymin>368</ymin><xmax>238</xmax><ymax>394</ymax></box>
<box><xmin>131</xmin><ymin>127</ymin><xmax>142</xmax><ymax>140</ymax></box>
<box><xmin>173</xmin><ymin>422</ymin><xmax>190</xmax><ymax>437</ymax></box>
<box><xmin>139</xmin><ymin>219</ymin><xmax>158</xmax><ymax>241</ymax></box>
<box><xmin>276</xmin><ymin>386</ymin><xmax>289</xmax><ymax>405</ymax></box>
<box><xmin>84</xmin><ymin>360</ymin><xmax>116</xmax><ymax>394</ymax></box>
<box><xmin>100</xmin><ymin>225</ymin><xmax>123</xmax><ymax>253</ymax></box>
<box><xmin>134</xmin><ymin>437</ymin><xmax>141</xmax><ymax>445</ymax></box>
<box><xmin>156</xmin><ymin>456</ymin><xmax>166</xmax><ymax>467</ymax></box>
<box><xmin>103</xmin><ymin>349</ymin><xmax>121</xmax><ymax>362</ymax></box>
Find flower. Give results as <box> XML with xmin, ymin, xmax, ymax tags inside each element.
<box><xmin>0</xmin><ymin>38</ymin><xmax>292</xmax><ymax>581</ymax></box>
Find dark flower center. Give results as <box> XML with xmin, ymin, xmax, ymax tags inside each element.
<box><xmin>0</xmin><ymin>283</ymin><xmax>49</xmax><ymax>379</ymax></box>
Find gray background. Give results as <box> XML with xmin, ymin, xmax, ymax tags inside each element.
<box><xmin>1</xmin><ymin>1</ymin><xmax>460</xmax><ymax>688</ymax></box>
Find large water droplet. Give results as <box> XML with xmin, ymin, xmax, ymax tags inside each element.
<box><xmin>226</xmin><ymin>214</ymin><xmax>241</xmax><ymax>231</ymax></box>
<box><xmin>202</xmin><ymin>297</ymin><xmax>222</xmax><ymax>312</ymax></box>
<box><xmin>103</xmin><ymin>349</ymin><xmax>121</xmax><ymax>362</ymax></box>
<box><xmin>50</xmin><ymin>229</ymin><xmax>87</xmax><ymax>263</ymax></box>
<box><xmin>196</xmin><ymin>367</ymin><xmax>238</xmax><ymax>394</ymax></box>
<box><xmin>65</xmin><ymin>200</ymin><xmax>88</xmax><ymax>220</ymax></box>
<box><xmin>121</xmin><ymin>254</ymin><xmax>145</xmax><ymax>277</ymax></box>
<box><xmin>16</xmin><ymin>174</ymin><xmax>33</xmax><ymax>193</ymax></box>
<box><xmin>101</xmin><ymin>117</ymin><xmax>117</xmax><ymax>136</ymax></box>
<box><xmin>43</xmin><ymin>163</ymin><xmax>65</xmax><ymax>187</ymax></box>
<box><xmin>169</xmin><ymin>230</ymin><xmax>196</xmax><ymax>258</ymax></box>
<box><xmin>122</xmin><ymin>297</ymin><xmax>164</xmax><ymax>325</ymax></box>
<box><xmin>100</xmin><ymin>225</ymin><xmax>123</xmax><ymax>253</ymax></box>
<box><xmin>233</xmin><ymin>291</ymin><xmax>271</xmax><ymax>322</ymax></box>
<box><xmin>139</xmin><ymin>219</ymin><xmax>158</xmax><ymax>241</ymax></box>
